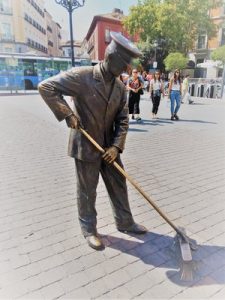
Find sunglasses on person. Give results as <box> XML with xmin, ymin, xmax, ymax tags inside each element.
<box><xmin>132</xmin><ymin>71</ymin><xmax>138</xmax><ymax>73</ymax></box>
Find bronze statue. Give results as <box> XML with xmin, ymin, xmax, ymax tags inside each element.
<box><xmin>38</xmin><ymin>32</ymin><xmax>147</xmax><ymax>250</ymax></box>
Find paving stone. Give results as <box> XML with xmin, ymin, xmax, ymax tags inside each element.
<box><xmin>61</xmin><ymin>271</ymin><xmax>90</xmax><ymax>294</ymax></box>
<box><xmin>38</xmin><ymin>266</ymin><xmax>67</xmax><ymax>286</ymax></box>
<box><xmin>59</xmin><ymin>286</ymin><xmax>90</xmax><ymax>299</ymax></box>
<box><xmin>0</xmin><ymin>95</ymin><xmax>225</xmax><ymax>299</ymax></box>
<box><xmin>123</xmin><ymin>273</ymin><xmax>156</xmax><ymax>297</ymax></box>
<box><xmin>103</xmin><ymin>285</ymin><xmax>132</xmax><ymax>299</ymax></box>
<box><xmin>211</xmin><ymin>287</ymin><xmax>225</xmax><ymax>299</ymax></box>
<box><xmin>63</xmin><ymin>258</ymin><xmax>84</xmax><ymax>276</ymax></box>
<box><xmin>101</xmin><ymin>253</ymin><xmax>128</xmax><ymax>274</ymax></box>
<box><xmin>84</xmin><ymin>278</ymin><xmax>109</xmax><ymax>298</ymax></box>
<box><xmin>171</xmin><ymin>276</ymin><xmax>221</xmax><ymax>299</ymax></box>
<box><xmin>39</xmin><ymin>281</ymin><xmax>65</xmax><ymax>300</ymax></box>
<box><xmin>18</xmin><ymin>289</ymin><xmax>43</xmax><ymax>299</ymax></box>
<box><xmin>103</xmin><ymin>269</ymin><xmax>131</xmax><ymax>290</ymax></box>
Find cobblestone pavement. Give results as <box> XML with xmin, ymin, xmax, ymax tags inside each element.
<box><xmin>0</xmin><ymin>93</ymin><xmax>225</xmax><ymax>300</ymax></box>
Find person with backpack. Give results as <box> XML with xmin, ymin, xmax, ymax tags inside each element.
<box><xmin>127</xmin><ymin>69</ymin><xmax>144</xmax><ymax>121</ymax></box>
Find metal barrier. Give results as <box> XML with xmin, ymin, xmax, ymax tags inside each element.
<box><xmin>188</xmin><ymin>78</ymin><xmax>222</xmax><ymax>99</ymax></box>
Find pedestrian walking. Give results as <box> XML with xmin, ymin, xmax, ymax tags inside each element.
<box><xmin>146</xmin><ymin>72</ymin><xmax>153</xmax><ymax>92</ymax></box>
<box><xmin>142</xmin><ymin>71</ymin><xmax>150</xmax><ymax>91</ymax></box>
<box><xmin>182</xmin><ymin>74</ymin><xmax>193</xmax><ymax>104</ymax></box>
<box><xmin>38</xmin><ymin>32</ymin><xmax>147</xmax><ymax>251</ymax></box>
<box><xmin>119</xmin><ymin>72</ymin><xmax>129</xmax><ymax>86</ymax></box>
<box><xmin>127</xmin><ymin>69</ymin><xmax>144</xmax><ymax>121</ymax></box>
<box><xmin>149</xmin><ymin>71</ymin><xmax>164</xmax><ymax>119</ymax></box>
<box><xmin>168</xmin><ymin>69</ymin><xmax>182</xmax><ymax>120</ymax></box>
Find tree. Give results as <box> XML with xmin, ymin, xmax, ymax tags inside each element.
<box><xmin>211</xmin><ymin>45</ymin><xmax>225</xmax><ymax>98</ymax></box>
<box><xmin>211</xmin><ymin>45</ymin><xmax>225</xmax><ymax>64</ymax></box>
<box><xmin>123</xmin><ymin>0</ymin><xmax>221</xmax><ymax>55</ymax></box>
<box><xmin>136</xmin><ymin>38</ymin><xmax>169</xmax><ymax>71</ymax></box>
<box><xmin>164</xmin><ymin>52</ymin><xmax>188</xmax><ymax>71</ymax></box>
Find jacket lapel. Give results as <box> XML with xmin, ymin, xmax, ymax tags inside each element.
<box><xmin>93</xmin><ymin>64</ymin><xmax>108</xmax><ymax>102</ymax></box>
<box><xmin>108</xmin><ymin>78</ymin><xmax>121</xmax><ymax>104</ymax></box>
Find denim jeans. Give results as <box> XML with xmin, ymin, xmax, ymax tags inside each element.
<box><xmin>170</xmin><ymin>90</ymin><xmax>181</xmax><ymax>115</ymax></box>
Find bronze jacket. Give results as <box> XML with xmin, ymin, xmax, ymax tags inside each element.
<box><xmin>38</xmin><ymin>64</ymin><xmax>129</xmax><ymax>162</ymax></box>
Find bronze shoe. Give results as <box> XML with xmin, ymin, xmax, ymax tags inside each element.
<box><xmin>118</xmin><ymin>223</ymin><xmax>147</xmax><ymax>234</ymax></box>
<box><xmin>86</xmin><ymin>235</ymin><xmax>105</xmax><ymax>250</ymax></box>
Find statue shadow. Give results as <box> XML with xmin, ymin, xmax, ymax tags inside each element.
<box><xmin>101</xmin><ymin>232</ymin><xmax>225</xmax><ymax>287</ymax></box>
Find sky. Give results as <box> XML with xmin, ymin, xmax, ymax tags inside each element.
<box><xmin>44</xmin><ymin>0</ymin><xmax>139</xmax><ymax>41</ymax></box>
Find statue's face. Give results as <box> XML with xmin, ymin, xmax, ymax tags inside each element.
<box><xmin>104</xmin><ymin>52</ymin><xmax>128</xmax><ymax>77</ymax></box>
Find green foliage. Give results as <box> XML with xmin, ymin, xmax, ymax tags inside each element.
<box><xmin>211</xmin><ymin>45</ymin><xmax>225</xmax><ymax>64</ymax></box>
<box><xmin>164</xmin><ymin>52</ymin><xmax>188</xmax><ymax>71</ymax></box>
<box><xmin>123</xmin><ymin>0</ymin><xmax>221</xmax><ymax>54</ymax></box>
<box><xmin>131</xmin><ymin>58</ymin><xmax>142</xmax><ymax>69</ymax></box>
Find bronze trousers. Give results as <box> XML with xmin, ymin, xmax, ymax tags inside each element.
<box><xmin>74</xmin><ymin>156</ymin><xmax>134</xmax><ymax>237</ymax></box>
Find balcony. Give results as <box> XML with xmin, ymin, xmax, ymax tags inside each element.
<box><xmin>0</xmin><ymin>6</ymin><xmax>13</xmax><ymax>15</ymax></box>
<box><xmin>0</xmin><ymin>34</ymin><xmax>15</xmax><ymax>42</ymax></box>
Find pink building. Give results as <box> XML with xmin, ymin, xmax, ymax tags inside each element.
<box><xmin>85</xmin><ymin>8</ymin><xmax>139</xmax><ymax>61</ymax></box>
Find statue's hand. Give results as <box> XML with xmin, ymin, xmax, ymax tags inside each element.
<box><xmin>102</xmin><ymin>146</ymin><xmax>119</xmax><ymax>163</ymax></box>
<box><xmin>65</xmin><ymin>114</ymin><xmax>79</xmax><ymax>129</ymax></box>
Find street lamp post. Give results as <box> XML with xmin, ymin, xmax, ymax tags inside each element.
<box><xmin>55</xmin><ymin>0</ymin><xmax>85</xmax><ymax>67</ymax></box>
<box><xmin>153</xmin><ymin>41</ymin><xmax>158</xmax><ymax>69</ymax></box>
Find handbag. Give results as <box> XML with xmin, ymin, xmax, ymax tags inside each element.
<box><xmin>138</xmin><ymin>88</ymin><xmax>144</xmax><ymax>95</ymax></box>
<box><xmin>153</xmin><ymin>89</ymin><xmax>161</xmax><ymax>97</ymax></box>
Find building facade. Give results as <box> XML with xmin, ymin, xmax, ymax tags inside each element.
<box><xmin>85</xmin><ymin>8</ymin><xmax>138</xmax><ymax>61</ymax></box>
<box><xmin>61</xmin><ymin>40</ymin><xmax>82</xmax><ymax>58</ymax></box>
<box><xmin>194</xmin><ymin>3</ymin><xmax>225</xmax><ymax>64</ymax></box>
<box><xmin>45</xmin><ymin>10</ymin><xmax>62</xmax><ymax>56</ymax></box>
<box><xmin>0</xmin><ymin>0</ymin><xmax>62</xmax><ymax>56</ymax></box>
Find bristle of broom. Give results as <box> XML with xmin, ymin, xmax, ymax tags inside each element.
<box><xmin>180</xmin><ymin>261</ymin><xmax>194</xmax><ymax>281</ymax></box>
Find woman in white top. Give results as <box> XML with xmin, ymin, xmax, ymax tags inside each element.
<box><xmin>168</xmin><ymin>69</ymin><xmax>182</xmax><ymax>120</ymax></box>
<box><xmin>149</xmin><ymin>71</ymin><xmax>164</xmax><ymax>119</ymax></box>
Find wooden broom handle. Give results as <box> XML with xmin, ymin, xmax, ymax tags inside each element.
<box><xmin>79</xmin><ymin>127</ymin><xmax>180</xmax><ymax>234</ymax></box>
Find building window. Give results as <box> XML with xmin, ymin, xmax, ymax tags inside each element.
<box><xmin>24</xmin><ymin>13</ymin><xmax>46</xmax><ymax>35</ymax></box>
<box><xmin>0</xmin><ymin>0</ymin><xmax>12</xmax><ymax>14</ymax></box>
<box><xmin>27</xmin><ymin>37</ymin><xmax>47</xmax><ymax>53</ymax></box>
<box><xmin>197</xmin><ymin>34</ymin><xmax>206</xmax><ymax>49</ymax></box>
<box><xmin>4</xmin><ymin>47</ymin><xmax>12</xmax><ymax>52</ymax></box>
<box><xmin>1</xmin><ymin>22</ymin><xmax>11</xmax><ymax>37</ymax></box>
<box><xmin>68</xmin><ymin>48</ymin><xmax>72</xmax><ymax>57</ymax></box>
<box><xmin>196</xmin><ymin>58</ymin><xmax>204</xmax><ymax>64</ymax></box>
<box><xmin>48</xmin><ymin>40</ymin><xmax>54</xmax><ymax>47</ymax></box>
<box><xmin>27</xmin><ymin>0</ymin><xmax>44</xmax><ymax>17</ymax></box>
<box><xmin>47</xmin><ymin>26</ymin><xmax>52</xmax><ymax>33</ymax></box>
<box><xmin>105</xmin><ymin>29</ymin><xmax>111</xmax><ymax>43</ymax></box>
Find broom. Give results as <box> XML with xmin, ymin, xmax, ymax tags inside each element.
<box><xmin>79</xmin><ymin>126</ymin><xmax>198</xmax><ymax>280</ymax></box>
